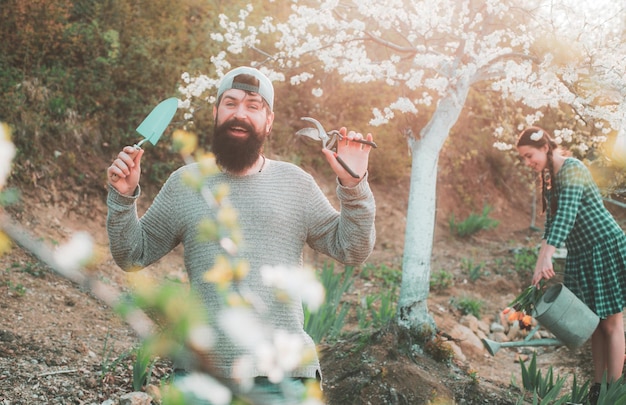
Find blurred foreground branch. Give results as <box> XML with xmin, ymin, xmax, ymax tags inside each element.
<box><xmin>0</xmin><ymin>212</ymin><xmax>155</xmax><ymax>339</ymax></box>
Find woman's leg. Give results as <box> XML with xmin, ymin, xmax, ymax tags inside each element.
<box><xmin>592</xmin><ymin>312</ymin><xmax>625</xmax><ymax>383</ymax></box>
<box><xmin>591</xmin><ymin>327</ymin><xmax>607</xmax><ymax>383</ymax></box>
<box><xmin>604</xmin><ymin>312</ymin><xmax>625</xmax><ymax>382</ymax></box>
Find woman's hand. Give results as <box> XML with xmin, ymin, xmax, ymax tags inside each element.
<box><xmin>532</xmin><ymin>241</ymin><xmax>556</xmax><ymax>286</ymax></box>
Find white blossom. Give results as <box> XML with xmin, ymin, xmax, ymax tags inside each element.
<box><xmin>389</xmin><ymin>97</ymin><xmax>418</xmax><ymax>114</ymax></box>
<box><xmin>260</xmin><ymin>265</ymin><xmax>325</xmax><ymax>312</ymax></box>
<box><xmin>0</xmin><ymin>123</ymin><xmax>15</xmax><ymax>190</ymax></box>
<box><xmin>187</xmin><ymin>325</ymin><xmax>215</xmax><ymax>352</ymax></box>
<box><xmin>255</xmin><ymin>330</ymin><xmax>307</xmax><ymax>383</ymax></box>
<box><xmin>554</xmin><ymin>128</ymin><xmax>574</xmax><ymax>143</ymax></box>
<box><xmin>218</xmin><ymin>308</ymin><xmax>264</xmax><ymax>350</ymax></box>
<box><xmin>53</xmin><ymin>232</ymin><xmax>94</xmax><ymax>272</ymax></box>
<box><xmin>174</xmin><ymin>373</ymin><xmax>232</xmax><ymax>405</ymax></box>
<box><xmin>525</xmin><ymin>111</ymin><xmax>544</xmax><ymax>126</ymax></box>
<box><xmin>290</xmin><ymin>72</ymin><xmax>314</xmax><ymax>85</ymax></box>
<box><xmin>493</xmin><ymin>141</ymin><xmax>513</xmax><ymax>151</ymax></box>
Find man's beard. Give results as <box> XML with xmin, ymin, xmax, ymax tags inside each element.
<box><xmin>212</xmin><ymin>117</ymin><xmax>266</xmax><ymax>173</ymax></box>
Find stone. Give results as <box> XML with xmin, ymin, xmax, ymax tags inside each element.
<box><xmin>119</xmin><ymin>392</ymin><xmax>152</xmax><ymax>405</ymax></box>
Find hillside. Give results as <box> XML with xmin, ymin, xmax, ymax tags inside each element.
<box><xmin>0</xmin><ymin>141</ymin><xmax>599</xmax><ymax>404</ymax></box>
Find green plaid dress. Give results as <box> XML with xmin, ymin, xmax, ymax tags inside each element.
<box><xmin>544</xmin><ymin>158</ymin><xmax>626</xmax><ymax>318</ymax></box>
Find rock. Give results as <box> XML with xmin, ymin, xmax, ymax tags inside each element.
<box><xmin>444</xmin><ymin>341</ymin><xmax>467</xmax><ymax>362</ymax></box>
<box><xmin>459</xmin><ymin>315</ymin><xmax>479</xmax><ymax>333</ymax></box>
<box><xmin>120</xmin><ymin>392</ymin><xmax>153</xmax><ymax>405</ymax></box>
<box><xmin>449</xmin><ymin>324</ymin><xmax>485</xmax><ymax>358</ymax></box>
<box><xmin>515</xmin><ymin>353</ymin><xmax>529</xmax><ymax>363</ymax></box>
<box><xmin>490</xmin><ymin>322</ymin><xmax>505</xmax><ymax>333</ymax></box>
<box><xmin>492</xmin><ymin>331</ymin><xmax>509</xmax><ymax>343</ymax></box>
<box><xmin>507</xmin><ymin>323</ymin><xmax>522</xmax><ymax>341</ymax></box>
<box><xmin>477</xmin><ymin>319</ymin><xmax>490</xmax><ymax>334</ymax></box>
<box><xmin>145</xmin><ymin>384</ymin><xmax>162</xmax><ymax>403</ymax></box>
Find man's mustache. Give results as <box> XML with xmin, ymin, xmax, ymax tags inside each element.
<box><xmin>218</xmin><ymin>118</ymin><xmax>255</xmax><ymax>134</ymax></box>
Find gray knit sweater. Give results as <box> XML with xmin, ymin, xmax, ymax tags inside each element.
<box><xmin>106</xmin><ymin>159</ymin><xmax>376</xmax><ymax>379</ymax></box>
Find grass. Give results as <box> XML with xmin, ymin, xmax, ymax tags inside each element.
<box><xmin>461</xmin><ymin>258</ymin><xmax>484</xmax><ymax>283</ymax></box>
<box><xmin>449</xmin><ymin>205</ymin><xmax>499</xmax><ymax>238</ymax></box>
<box><xmin>513</xmin><ymin>247</ymin><xmax>537</xmax><ymax>277</ymax></box>
<box><xmin>430</xmin><ymin>269</ymin><xmax>454</xmax><ymax>292</ymax></box>
<box><xmin>450</xmin><ymin>295</ymin><xmax>483</xmax><ymax>318</ymax></box>
<box><xmin>356</xmin><ymin>289</ymin><xmax>397</xmax><ymax>329</ymax></box>
<box><xmin>303</xmin><ymin>263</ymin><xmax>354</xmax><ymax>343</ymax></box>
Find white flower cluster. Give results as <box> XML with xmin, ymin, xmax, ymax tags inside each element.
<box><xmin>255</xmin><ymin>329</ymin><xmax>307</xmax><ymax>383</ymax></box>
<box><xmin>0</xmin><ymin>123</ymin><xmax>15</xmax><ymax>190</ymax></box>
<box><xmin>174</xmin><ymin>372</ymin><xmax>232</xmax><ymax>405</ymax></box>
<box><xmin>260</xmin><ymin>265</ymin><xmax>325</xmax><ymax>312</ymax></box>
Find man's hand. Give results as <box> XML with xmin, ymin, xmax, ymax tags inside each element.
<box><xmin>107</xmin><ymin>146</ymin><xmax>144</xmax><ymax>196</ymax></box>
<box><xmin>322</xmin><ymin>127</ymin><xmax>374</xmax><ymax>187</ymax></box>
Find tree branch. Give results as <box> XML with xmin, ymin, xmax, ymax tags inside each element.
<box><xmin>364</xmin><ymin>31</ymin><xmax>417</xmax><ymax>55</ymax></box>
<box><xmin>0</xmin><ymin>212</ymin><xmax>154</xmax><ymax>337</ymax></box>
<box><xmin>472</xmin><ymin>52</ymin><xmax>540</xmax><ymax>83</ymax></box>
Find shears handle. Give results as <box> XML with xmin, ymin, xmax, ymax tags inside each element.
<box><xmin>334</xmin><ymin>153</ymin><xmax>360</xmax><ymax>179</ymax></box>
<box><xmin>328</xmin><ymin>130</ymin><xmax>378</xmax><ymax>149</ymax></box>
<box><xmin>350</xmin><ymin>138</ymin><xmax>378</xmax><ymax>148</ymax></box>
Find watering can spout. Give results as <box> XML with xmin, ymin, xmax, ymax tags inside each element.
<box><xmin>482</xmin><ymin>337</ymin><xmax>563</xmax><ymax>356</ymax></box>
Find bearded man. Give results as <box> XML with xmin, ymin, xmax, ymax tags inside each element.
<box><xmin>106</xmin><ymin>66</ymin><xmax>376</xmax><ymax>404</ymax></box>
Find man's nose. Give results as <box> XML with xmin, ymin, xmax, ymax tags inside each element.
<box><xmin>234</xmin><ymin>105</ymin><xmax>248</xmax><ymax>119</ymax></box>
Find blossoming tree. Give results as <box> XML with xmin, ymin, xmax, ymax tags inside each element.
<box><xmin>180</xmin><ymin>0</ymin><xmax>626</xmax><ymax>331</ymax></box>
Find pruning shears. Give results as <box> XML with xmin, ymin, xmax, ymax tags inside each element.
<box><xmin>295</xmin><ymin>117</ymin><xmax>378</xmax><ymax>178</ymax></box>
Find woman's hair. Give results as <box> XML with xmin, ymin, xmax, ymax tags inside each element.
<box><xmin>517</xmin><ymin>126</ymin><xmax>558</xmax><ymax>214</ymax></box>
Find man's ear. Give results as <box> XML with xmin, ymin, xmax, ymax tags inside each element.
<box><xmin>266</xmin><ymin>111</ymin><xmax>275</xmax><ymax>133</ymax></box>
<box><xmin>213</xmin><ymin>105</ymin><xmax>217</xmax><ymax>120</ymax></box>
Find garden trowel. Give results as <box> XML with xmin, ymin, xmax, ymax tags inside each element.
<box><xmin>109</xmin><ymin>97</ymin><xmax>178</xmax><ymax>182</ymax></box>
<box><xmin>133</xmin><ymin>97</ymin><xmax>179</xmax><ymax>149</ymax></box>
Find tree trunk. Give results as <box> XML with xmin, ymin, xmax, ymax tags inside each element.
<box><xmin>396</xmin><ymin>136</ymin><xmax>440</xmax><ymax>332</ymax></box>
<box><xmin>396</xmin><ymin>86</ymin><xmax>469</xmax><ymax>334</ymax></box>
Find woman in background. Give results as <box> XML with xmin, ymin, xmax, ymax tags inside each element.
<box><xmin>517</xmin><ymin>126</ymin><xmax>626</xmax><ymax>403</ymax></box>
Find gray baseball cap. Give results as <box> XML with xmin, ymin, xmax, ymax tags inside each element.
<box><xmin>217</xmin><ymin>66</ymin><xmax>274</xmax><ymax>111</ymax></box>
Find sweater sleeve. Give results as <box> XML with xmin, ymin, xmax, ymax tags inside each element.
<box><xmin>544</xmin><ymin>161</ymin><xmax>585</xmax><ymax>248</ymax></box>
<box><xmin>106</xmin><ymin>171</ymin><xmax>183</xmax><ymax>271</ymax></box>
<box><xmin>305</xmin><ymin>172</ymin><xmax>376</xmax><ymax>266</ymax></box>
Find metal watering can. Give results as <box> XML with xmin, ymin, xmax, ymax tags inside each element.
<box><xmin>483</xmin><ymin>283</ymin><xmax>599</xmax><ymax>355</ymax></box>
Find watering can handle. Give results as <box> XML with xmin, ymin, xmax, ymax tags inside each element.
<box><xmin>542</xmin><ymin>271</ymin><xmax>581</xmax><ymax>291</ymax></box>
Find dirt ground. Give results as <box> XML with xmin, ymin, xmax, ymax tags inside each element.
<box><xmin>0</xmin><ymin>149</ymin><xmax>602</xmax><ymax>404</ymax></box>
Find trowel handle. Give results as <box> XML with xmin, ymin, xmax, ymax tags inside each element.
<box><xmin>133</xmin><ymin>138</ymin><xmax>147</xmax><ymax>149</ymax></box>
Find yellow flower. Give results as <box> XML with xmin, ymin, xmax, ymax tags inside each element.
<box><xmin>0</xmin><ymin>231</ymin><xmax>12</xmax><ymax>255</ymax></box>
<box><xmin>204</xmin><ymin>255</ymin><xmax>234</xmax><ymax>289</ymax></box>
<box><xmin>172</xmin><ymin>129</ymin><xmax>198</xmax><ymax>156</ymax></box>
